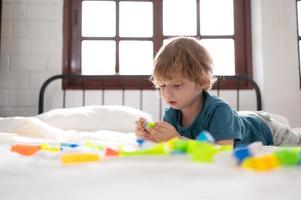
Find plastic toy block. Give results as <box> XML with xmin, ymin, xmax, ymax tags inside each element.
<box><xmin>141</xmin><ymin>143</ymin><xmax>168</xmax><ymax>155</ymax></box>
<box><xmin>136</xmin><ymin>138</ymin><xmax>145</xmax><ymax>147</ymax></box>
<box><xmin>262</xmin><ymin>154</ymin><xmax>280</xmax><ymax>170</ymax></box>
<box><xmin>242</xmin><ymin>157</ymin><xmax>268</xmax><ymax>172</ymax></box>
<box><xmin>173</xmin><ymin>139</ymin><xmax>188</xmax><ymax>153</ymax></box>
<box><xmin>11</xmin><ymin>144</ymin><xmax>40</xmax><ymax>156</ymax></box>
<box><xmin>274</xmin><ymin>149</ymin><xmax>300</xmax><ymax>166</ymax></box>
<box><xmin>41</xmin><ymin>143</ymin><xmax>60</xmax><ymax>152</ymax></box>
<box><xmin>105</xmin><ymin>147</ymin><xmax>120</xmax><ymax>157</ymax></box>
<box><xmin>132</xmin><ymin>143</ymin><xmax>168</xmax><ymax>155</ymax></box>
<box><xmin>241</xmin><ymin>157</ymin><xmax>256</xmax><ymax>170</ymax></box>
<box><xmin>196</xmin><ymin>130</ymin><xmax>215</xmax><ymax>143</ymax></box>
<box><xmin>248</xmin><ymin>141</ymin><xmax>263</xmax><ymax>154</ymax></box>
<box><xmin>241</xmin><ymin>157</ymin><xmax>262</xmax><ymax>171</ymax></box>
<box><xmin>166</xmin><ymin>137</ymin><xmax>188</xmax><ymax>153</ymax></box>
<box><xmin>241</xmin><ymin>154</ymin><xmax>280</xmax><ymax>172</ymax></box>
<box><xmin>61</xmin><ymin>143</ymin><xmax>79</xmax><ymax>149</ymax></box>
<box><xmin>61</xmin><ymin>153</ymin><xmax>100</xmax><ymax>164</ymax></box>
<box><xmin>233</xmin><ymin>147</ymin><xmax>252</xmax><ymax>164</ymax></box>
<box><xmin>253</xmin><ymin>157</ymin><xmax>271</xmax><ymax>171</ymax></box>
<box><xmin>84</xmin><ymin>141</ymin><xmax>104</xmax><ymax>151</ymax></box>
<box><xmin>144</xmin><ymin>121</ymin><xmax>155</xmax><ymax>129</ymax></box>
<box><xmin>187</xmin><ymin>141</ymin><xmax>217</xmax><ymax>162</ymax></box>
<box><xmin>120</xmin><ymin>150</ymin><xmax>144</xmax><ymax>156</ymax></box>
<box><xmin>121</xmin><ymin>143</ymin><xmax>168</xmax><ymax>156</ymax></box>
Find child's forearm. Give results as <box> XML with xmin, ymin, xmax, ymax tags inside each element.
<box><xmin>216</xmin><ymin>139</ymin><xmax>234</xmax><ymax>146</ymax></box>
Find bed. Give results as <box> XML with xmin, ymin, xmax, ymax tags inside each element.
<box><xmin>38</xmin><ymin>74</ymin><xmax>263</xmax><ymax>118</ymax></box>
<box><xmin>0</xmin><ymin>74</ymin><xmax>300</xmax><ymax>200</ymax></box>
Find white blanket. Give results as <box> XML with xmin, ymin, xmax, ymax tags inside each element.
<box><xmin>0</xmin><ymin>105</ymin><xmax>153</xmax><ymax>140</ymax></box>
<box><xmin>0</xmin><ymin>106</ymin><xmax>300</xmax><ymax>200</ymax></box>
<box><xmin>0</xmin><ymin>140</ymin><xmax>300</xmax><ymax>200</ymax></box>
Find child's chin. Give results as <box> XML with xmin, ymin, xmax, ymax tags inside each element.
<box><xmin>170</xmin><ymin>105</ymin><xmax>180</xmax><ymax>110</ymax></box>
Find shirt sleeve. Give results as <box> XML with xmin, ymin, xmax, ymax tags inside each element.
<box><xmin>207</xmin><ymin>105</ymin><xmax>242</xmax><ymax>141</ymax></box>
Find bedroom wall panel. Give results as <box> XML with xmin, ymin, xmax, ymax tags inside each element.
<box><xmin>0</xmin><ymin>0</ymin><xmax>63</xmax><ymax>117</ymax></box>
<box><xmin>84</xmin><ymin>91</ymin><xmax>103</xmax><ymax>106</ymax></box>
<box><xmin>252</xmin><ymin>0</ymin><xmax>301</xmax><ymax>127</ymax></box>
<box><xmin>0</xmin><ymin>89</ymin><xmax>8</xmax><ymax>106</ymax></box>
<box><xmin>124</xmin><ymin>91</ymin><xmax>141</xmax><ymax>110</ymax></box>
<box><xmin>0</xmin><ymin>72</ymin><xmax>28</xmax><ymax>89</ymax></box>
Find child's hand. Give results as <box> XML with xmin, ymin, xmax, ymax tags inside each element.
<box><xmin>135</xmin><ymin>117</ymin><xmax>156</xmax><ymax>142</ymax></box>
<box><xmin>146</xmin><ymin>121</ymin><xmax>180</xmax><ymax>142</ymax></box>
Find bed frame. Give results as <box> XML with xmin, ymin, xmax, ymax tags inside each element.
<box><xmin>38</xmin><ymin>74</ymin><xmax>262</xmax><ymax>118</ymax></box>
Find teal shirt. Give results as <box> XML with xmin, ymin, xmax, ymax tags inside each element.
<box><xmin>163</xmin><ymin>91</ymin><xmax>273</xmax><ymax>147</ymax></box>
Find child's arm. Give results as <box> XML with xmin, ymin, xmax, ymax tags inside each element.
<box><xmin>216</xmin><ymin>139</ymin><xmax>234</xmax><ymax>146</ymax></box>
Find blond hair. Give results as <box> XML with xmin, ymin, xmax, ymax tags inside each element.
<box><xmin>151</xmin><ymin>37</ymin><xmax>214</xmax><ymax>90</ymax></box>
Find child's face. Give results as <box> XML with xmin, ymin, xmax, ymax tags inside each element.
<box><xmin>157</xmin><ymin>77</ymin><xmax>203</xmax><ymax>110</ymax></box>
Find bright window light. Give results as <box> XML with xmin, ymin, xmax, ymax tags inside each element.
<box><xmin>200</xmin><ymin>0</ymin><xmax>234</xmax><ymax>35</ymax></box>
<box><xmin>82</xmin><ymin>40</ymin><xmax>116</xmax><ymax>75</ymax></box>
<box><xmin>201</xmin><ymin>39</ymin><xmax>235</xmax><ymax>75</ymax></box>
<box><xmin>120</xmin><ymin>2</ymin><xmax>153</xmax><ymax>37</ymax></box>
<box><xmin>163</xmin><ymin>0</ymin><xmax>196</xmax><ymax>36</ymax></box>
<box><xmin>82</xmin><ymin>1</ymin><xmax>116</xmax><ymax>37</ymax></box>
<box><xmin>119</xmin><ymin>41</ymin><xmax>153</xmax><ymax>75</ymax></box>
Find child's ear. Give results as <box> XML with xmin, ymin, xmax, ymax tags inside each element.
<box><xmin>199</xmin><ymin>81</ymin><xmax>209</xmax><ymax>91</ymax></box>
<box><xmin>196</xmin><ymin>83</ymin><xmax>204</xmax><ymax>91</ymax></box>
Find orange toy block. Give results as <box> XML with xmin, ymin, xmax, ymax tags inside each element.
<box><xmin>11</xmin><ymin>144</ymin><xmax>41</xmax><ymax>156</ymax></box>
<box><xmin>105</xmin><ymin>147</ymin><xmax>120</xmax><ymax>157</ymax></box>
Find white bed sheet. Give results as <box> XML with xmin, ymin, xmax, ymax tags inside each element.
<box><xmin>0</xmin><ymin>132</ymin><xmax>300</xmax><ymax>200</ymax></box>
<box><xmin>0</xmin><ymin>106</ymin><xmax>300</xmax><ymax>200</ymax></box>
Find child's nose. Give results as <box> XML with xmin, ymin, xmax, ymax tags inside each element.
<box><xmin>163</xmin><ymin>87</ymin><xmax>174</xmax><ymax>97</ymax></box>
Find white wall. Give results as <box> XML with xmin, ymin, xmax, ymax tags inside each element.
<box><xmin>0</xmin><ymin>0</ymin><xmax>62</xmax><ymax>116</ymax></box>
<box><xmin>252</xmin><ymin>0</ymin><xmax>301</xmax><ymax>127</ymax></box>
<box><xmin>0</xmin><ymin>0</ymin><xmax>300</xmax><ymax>126</ymax></box>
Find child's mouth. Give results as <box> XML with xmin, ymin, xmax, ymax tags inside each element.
<box><xmin>168</xmin><ymin>101</ymin><xmax>177</xmax><ymax>105</ymax></box>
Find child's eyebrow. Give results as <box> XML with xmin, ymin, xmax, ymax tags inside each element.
<box><xmin>172</xmin><ymin>80</ymin><xmax>184</xmax><ymax>83</ymax></box>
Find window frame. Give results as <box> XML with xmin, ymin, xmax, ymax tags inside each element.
<box><xmin>63</xmin><ymin>0</ymin><xmax>252</xmax><ymax>89</ymax></box>
<box><xmin>296</xmin><ymin>0</ymin><xmax>301</xmax><ymax>89</ymax></box>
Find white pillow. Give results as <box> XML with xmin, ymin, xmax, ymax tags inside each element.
<box><xmin>36</xmin><ymin>105</ymin><xmax>153</xmax><ymax>133</ymax></box>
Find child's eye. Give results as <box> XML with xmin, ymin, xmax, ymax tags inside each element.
<box><xmin>174</xmin><ymin>84</ymin><xmax>183</xmax><ymax>88</ymax></box>
<box><xmin>159</xmin><ymin>85</ymin><xmax>166</xmax><ymax>89</ymax></box>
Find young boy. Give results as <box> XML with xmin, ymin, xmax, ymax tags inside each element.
<box><xmin>135</xmin><ymin>37</ymin><xmax>301</xmax><ymax>147</ymax></box>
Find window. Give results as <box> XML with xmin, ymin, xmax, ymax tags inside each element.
<box><xmin>296</xmin><ymin>0</ymin><xmax>301</xmax><ymax>88</ymax></box>
<box><xmin>63</xmin><ymin>0</ymin><xmax>252</xmax><ymax>89</ymax></box>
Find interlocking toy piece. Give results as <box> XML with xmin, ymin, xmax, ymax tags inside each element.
<box><xmin>187</xmin><ymin>140</ymin><xmax>219</xmax><ymax>162</ymax></box>
<box><xmin>10</xmin><ymin>137</ymin><xmax>301</xmax><ymax>172</ymax></box>
<box><xmin>172</xmin><ymin>139</ymin><xmax>188</xmax><ymax>153</ymax></box>
<box><xmin>40</xmin><ymin>143</ymin><xmax>61</xmax><ymax>152</ymax></box>
<box><xmin>196</xmin><ymin>130</ymin><xmax>215</xmax><ymax>143</ymax></box>
<box><xmin>61</xmin><ymin>143</ymin><xmax>79</xmax><ymax>149</ymax></box>
<box><xmin>145</xmin><ymin>142</ymin><xmax>169</xmax><ymax>155</ymax></box>
<box><xmin>241</xmin><ymin>154</ymin><xmax>280</xmax><ymax>171</ymax></box>
<box><xmin>61</xmin><ymin>153</ymin><xmax>100</xmax><ymax>164</ymax></box>
<box><xmin>144</xmin><ymin>121</ymin><xmax>155</xmax><ymax>129</ymax></box>
<box><xmin>105</xmin><ymin>147</ymin><xmax>120</xmax><ymax>157</ymax></box>
<box><xmin>274</xmin><ymin>149</ymin><xmax>300</xmax><ymax>166</ymax></box>
<box><xmin>233</xmin><ymin>146</ymin><xmax>253</xmax><ymax>164</ymax></box>
<box><xmin>136</xmin><ymin>138</ymin><xmax>145</xmax><ymax>147</ymax></box>
<box><xmin>84</xmin><ymin>141</ymin><xmax>104</xmax><ymax>151</ymax></box>
<box><xmin>166</xmin><ymin>137</ymin><xmax>190</xmax><ymax>154</ymax></box>
<box><xmin>11</xmin><ymin>144</ymin><xmax>40</xmax><ymax>156</ymax></box>
<box><xmin>122</xmin><ymin>142</ymin><xmax>168</xmax><ymax>156</ymax></box>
